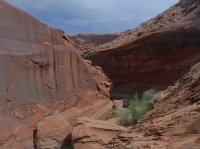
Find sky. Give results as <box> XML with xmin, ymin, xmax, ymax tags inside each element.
<box><xmin>8</xmin><ymin>0</ymin><xmax>179</xmax><ymax>34</ymax></box>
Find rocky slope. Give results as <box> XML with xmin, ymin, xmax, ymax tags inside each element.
<box><xmin>72</xmin><ymin>61</ymin><xmax>200</xmax><ymax>149</ymax></box>
<box><xmin>84</xmin><ymin>0</ymin><xmax>200</xmax><ymax>99</ymax></box>
<box><xmin>0</xmin><ymin>1</ymin><xmax>111</xmax><ymax>148</ymax></box>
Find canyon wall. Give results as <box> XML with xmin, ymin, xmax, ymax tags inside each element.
<box><xmin>85</xmin><ymin>0</ymin><xmax>200</xmax><ymax>99</ymax></box>
<box><xmin>0</xmin><ymin>1</ymin><xmax>95</xmax><ymax>107</ymax></box>
<box><xmin>0</xmin><ymin>1</ymin><xmax>110</xmax><ymax>148</ymax></box>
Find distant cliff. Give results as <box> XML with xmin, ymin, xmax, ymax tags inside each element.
<box><xmin>68</xmin><ymin>33</ymin><xmax>121</xmax><ymax>53</ymax></box>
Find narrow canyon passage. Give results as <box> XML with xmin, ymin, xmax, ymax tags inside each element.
<box><xmin>0</xmin><ymin>0</ymin><xmax>200</xmax><ymax>148</ymax></box>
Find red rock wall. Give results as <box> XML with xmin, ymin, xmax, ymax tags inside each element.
<box><xmin>86</xmin><ymin>29</ymin><xmax>200</xmax><ymax>98</ymax></box>
<box><xmin>0</xmin><ymin>1</ymin><xmax>111</xmax><ymax>148</ymax></box>
<box><xmin>0</xmin><ymin>1</ymin><xmax>97</xmax><ymax>112</ymax></box>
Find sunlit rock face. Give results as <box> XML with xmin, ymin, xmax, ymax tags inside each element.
<box><xmin>0</xmin><ymin>1</ymin><xmax>97</xmax><ymax>107</ymax></box>
<box><xmin>84</xmin><ymin>0</ymin><xmax>200</xmax><ymax>99</ymax></box>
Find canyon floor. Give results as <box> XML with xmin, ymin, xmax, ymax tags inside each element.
<box><xmin>0</xmin><ymin>0</ymin><xmax>200</xmax><ymax>149</ymax></box>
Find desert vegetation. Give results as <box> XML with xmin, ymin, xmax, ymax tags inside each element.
<box><xmin>117</xmin><ymin>89</ymin><xmax>158</xmax><ymax>126</ymax></box>
<box><xmin>98</xmin><ymin>89</ymin><xmax>159</xmax><ymax>126</ymax></box>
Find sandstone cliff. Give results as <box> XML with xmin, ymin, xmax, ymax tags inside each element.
<box><xmin>0</xmin><ymin>1</ymin><xmax>110</xmax><ymax>148</ymax></box>
<box><xmin>84</xmin><ymin>0</ymin><xmax>200</xmax><ymax>99</ymax></box>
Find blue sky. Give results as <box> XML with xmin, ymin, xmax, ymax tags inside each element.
<box><xmin>8</xmin><ymin>0</ymin><xmax>179</xmax><ymax>34</ymax></box>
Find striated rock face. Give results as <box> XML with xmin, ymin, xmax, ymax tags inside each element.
<box><xmin>85</xmin><ymin>0</ymin><xmax>200</xmax><ymax>99</ymax></box>
<box><xmin>0</xmin><ymin>0</ymin><xmax>96</xmax><ymax>110</ymax></box>
<box><xmin>68</xmin><ymin>33</ymin><xmax>121</xmax><ymax>54</ymax></box>
<box><xmin>0</xmin><ymin>1</ymin><xmax>111</xmax><ymax>148</ymax></box>
<box><xmin>73</xmin><ymin>61</ymin><xmax>200</xmax><ymax>149</ymax></box>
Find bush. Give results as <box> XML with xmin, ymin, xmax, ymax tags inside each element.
<box><xmin>129</xmin><ymin>97</ymin><xmax>152</xmax><ymax>123</ymax></box>
<box><xmin>142</xmin><ymin>89</ymin><xmax>157</xmax><ymax>101</ymax></box>
<box><xmin>117</xmin><ymin>108</ymin><xmax>134</xmax><ymax>126</ymax></box>
<box><xmin>117</xmin><ymin>89</ymin><xmax>156</xmax><ymax>126</ymax></box>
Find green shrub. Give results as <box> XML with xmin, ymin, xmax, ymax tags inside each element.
<box><xmin>117</xmin><ymin>108</ymin><xmax>134</xmax><ymax>126</ymax></box>
<box><xmin>142</xmin><ymin>89</ymin><xmax>157</xmax><ymax>101</ymax></box>
<box><xmin>128</xmin><ymin>98</ymin><xmax>152</xmax><ymax>123</ymax></box>
<box><xmin>117</xmin><ymin>89</ymin><xmax>156</xmax><ymax>126</ymax></box>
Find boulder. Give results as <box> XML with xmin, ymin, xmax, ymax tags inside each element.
<box><xmin>35</xmin><ymin>112</ymin><xmax>72</xmax><ymax>149</ymax></box>
<box><xmin>113</xmin><ymin>100</ymin><xmax>123</xmax><ymax>109</ymax></box>
<box><xmin>34</xmin><ymin>98</ymin><xmax>113</xmax><ymax>149</ymax></box>
<box><xmin>72</xmin><ymin>117</ymin><xmax>126</xmax><ymax>149</ymax></box>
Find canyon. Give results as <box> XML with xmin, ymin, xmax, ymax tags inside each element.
<box><xmin>0</xmin><ymin>0</ymin><xmax>199</xmax><ymax>148</ymax></box>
